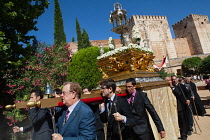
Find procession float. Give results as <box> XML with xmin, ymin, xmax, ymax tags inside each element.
<box><xmin>94</xmin><ymin>3</ymin><xmax>180</xmax><ymax>140</ymax></box>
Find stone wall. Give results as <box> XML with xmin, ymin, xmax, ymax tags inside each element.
<box><xmin>69</xmin><ymin>42</ymin><xmax>78</xmax><ymax>54</ymax></box>
<box><xmin>90</xmin><ymin>39</ymin><xmax>122</xmax><ymax>48</ymax></box>
<box><xmin>192</xmin><ymin>14</ymin><xmax>210</xmax><ymax>54</ymax></box>
<box><xmin>69</xmin><ymin>39</ymin><xmax>122</xmax><ymax>54</ymax></box>
<box><xmin>173</xmin><ymin>14</ymin><xmax>210</xmax><ymax>55</ymax></box>
<box><xmin>173</xmin><ymin>38</ymin><xmax>191</xmax><ymax>57</ymax></box>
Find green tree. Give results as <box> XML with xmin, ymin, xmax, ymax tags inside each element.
<box><xmin>81</xmin><ymin>29</ymin><xmax>92</xmax><ymax>49</ymax></box>
<box><xmin>0</xmin><ymin>31</ymin><xmax>10</xmax><ymax>76</ymax></box>
<box><xmin>199</xmin><ymin>55</ymin><xmax>210</xmax><ymax>74</ymax></box>
<box><xmin>72</xmin><ymin>37</ymin><xmax>75</xmax><ymax>42</ymax></box>
<box><xmin>54</xmin><ymin>0</ymin><xmax>66</xmax><ymax>45</ymax></box>
<box><xmin>76</xmin><ymin>18</ymin><xmax>83</xmax><ymax>50</ymax></box>
<box><xmin>182</xmin><ymin>57</ymin><xmax>201</xmax><ymax>73</ymax></box>
<box><xmin>0</xmin><ymin>0</ymin><xmax>49</xmax><ymax>116</ymax></box>
<box><xmin>155</xmin><ymin>69</ymin><xmax>168</xmax><ymax>79</ymax></box>
<box><xmin>67</xmin><ymin>46</ymin><xmax>108</xmax><ymax>89</ymax></box>
<box><xmin>0</xmin><ymin>1</ymin><xmax>48</xmax><ymax>138</ymax></box>
<box><xmin>0</xmin><ymin>0</ymin><xmax>49</xmax><ymax>72</ymax></box>
<box><xmin>76</xmin><ymin>18</ymin><xmax>92</xmax><ymax>50</ymax></box>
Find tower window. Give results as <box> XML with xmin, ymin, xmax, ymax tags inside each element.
<box><xmin>201</xmin><ymin>22</ymin><xmax>204</xmax><ymax>24</ymax></box>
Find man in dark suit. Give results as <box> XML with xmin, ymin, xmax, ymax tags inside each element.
<box><xmin>83</xmin><ymin>87</ymin><xmax>105</xmax><ymax>140</ymax></box>
<box><xmin>52</xmin><ymin>82</ymin><xmax>96</xmax><ymax>140</ymax></box>
<box><xmin>125</xmin><ymin>78</ymin><xmax>165</xmax><ymax>140</ymax></box>
<box><xmin>185</xmin><ymin>77</ymin><xmax>206</xmax><ymax>116</ymax></box>
<box><xmin>99</xmin><ymin>79</ymin><xmax>136</xmax><ymax>140</ymax></box>
<box><xmin>170</xmin><ymin>76</ymin><xmax>191</xmax><ymax>140</ymax></box>
<box><xmin>178</xmin><ymin>77</ymin><xmax>194</xmax><ymax>135</ymax></box>
<box><xmin>13</xmin><ymin>90</ymin><xmax>53</xmax><ymax>140</ymax></box>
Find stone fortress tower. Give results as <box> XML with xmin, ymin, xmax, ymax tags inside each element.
<box><xmin>126</xmin><ymin>15</ymin><xmax>178</xmax><ymax>61</ymax></box>
<box><xmin>173</xmin><ymin>14</ymin><xmax>210</xmax><ymax>55</ymax></box>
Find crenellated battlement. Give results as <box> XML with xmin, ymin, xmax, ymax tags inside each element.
<box><xmin>190</xmin><ymin>14</ymin><xmax>208</xmax><ymax>19</ymax></box>
<box><xmin>131</xmin><ymin>15</ymin><xmax>166</xmax><ymax>20</ymax></box>
<box><xmin>172</xmin><ymin>14</ymin><xmax>209</xmax><ymax>27</ymax></box>
<box><xmin>173</xmin><ymin>17</ymin><xmax>189</xmax><ymax>27</ymax></box>
<box><xmin>127</xmin><ymin>15</ymin><xmax>168</xmax><ymax>26</ymax></box>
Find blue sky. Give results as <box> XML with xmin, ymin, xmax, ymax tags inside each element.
<box><xmin>29</xmin><ymin>0</ymin><xmax>210</xmax><ymax>45</ymax></box>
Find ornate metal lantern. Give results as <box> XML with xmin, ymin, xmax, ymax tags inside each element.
<box><xmin>109</xmin><ymin>2</ymin><xmax>131</xmax><ymax>46</ymax></box>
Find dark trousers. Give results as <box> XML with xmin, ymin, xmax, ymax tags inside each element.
<box><xmin>97</xmin><ymin>128</ymin><xmax>105</xmax><ymax>140</ymax></box>
<box><xmin>187</xmin><ymin>105</ymin><xmax>193</xmax><ymax>131</ymax></box>
<box><xmin>107</xmin><ymin>133</ymin><xmax>121</xmax><ymax>140</ymax></box>
<box><xmin>178</xmin><ymin>110</ymin><xmax>188</xmax><ymax>139</ymax></box>
<box><xmin>125</xmin><ymin>128</ymin><xmax>154</xmax><ymax>140</ymax></box>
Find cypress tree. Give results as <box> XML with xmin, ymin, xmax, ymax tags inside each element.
<box><xmin>76</xmin><ymin>18</ymin><xmax>83</xmax><ymax>50</ymax></box>
<box><xmin>54</xmin><ymin>0</ymin><xmax>66</xmax><ymax>45</ymax></box>
<box><xmin>72</xmin><ymin>37</ymin><xmax>75</xmax><ymax>42</ymax></box>
<box><xmin>81</xmin><ymin>29</ymin><xmax>92</xmax><ymax>49</ymax></box>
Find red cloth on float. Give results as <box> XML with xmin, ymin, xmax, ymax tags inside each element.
<box><xmin>57</xmin><ymin>93</ymin><xmax>127</xmax><ymax>106</ymax></box>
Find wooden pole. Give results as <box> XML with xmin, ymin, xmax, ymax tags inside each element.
<box><xmin>113</xmin><ymin>103</ymin><xmax>123</xmax><ymax>140</ymax></box>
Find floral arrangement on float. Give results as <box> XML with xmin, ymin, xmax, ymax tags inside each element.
<box><xmin>97</xmin><ymin>43</ymin><xmax>153</xmax><ymax>60</ymax></box>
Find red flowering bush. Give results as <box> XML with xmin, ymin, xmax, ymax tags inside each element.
<box><xmin>3</xmin><ymin>42</ymin><xmax>72</xmax><ymax>125</ymax></box>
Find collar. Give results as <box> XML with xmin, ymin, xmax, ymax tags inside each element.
<box><xmin>67</xmin><ymin>100</ymin><xmax>80</xmax><ymax>113</ymax></box>
<box><xmin>132</xmin><ymin>89</ymin><xmax>137</xmax><ymax>97</ymax></box>
<box><xmin>173</xmin><ymin>83</ymin><xmax>178</xmax><ymax>86</ymax></box>
<box><xmin>109</xmin><ymin>93</ymin><xmax>116</xmax><ymax>101</ymax></box>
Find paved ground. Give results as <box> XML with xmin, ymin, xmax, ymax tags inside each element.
<box><xmin>188</xmin><ymin>81</ymin><xmax>210</xmax><ymax>140</ymax></box>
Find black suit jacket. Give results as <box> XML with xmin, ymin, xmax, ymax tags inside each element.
<box><xmin>172</xmin><ymin>84</ymin><xmax>191</xmax><ymax>111</ymax></box>
<box><xmin>188</xmin><ymin>82</ymin><xmax>206</xmax><ymax>115</ymax></box>
<box><xmin>23</xmin><ymin>107</ymin><xmax>53</xmax><ymax>140</ymax></box>
<box><xmin>87</xmin><ymin>102</ymin><xmax>104</xmax><ymax>131</ymax></box>
<box><xmin>128</xmin><ymin>91</ymin><xmax>164</xmax><ymax>135</ymax></box>
<box><xmin>100</xmin><ymin>94</ymin><xmax>135</xmax><ymax>140</ymax></box>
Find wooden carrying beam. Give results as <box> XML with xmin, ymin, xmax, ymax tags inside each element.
<box><xmin>15</xmin><ymin>97</ymin><xmax>63</xmax><ymax>109</ymax></box>
<box><xmin>14</xmin><ymin>92</ymin><xmax>103</xmax><ymax>109</ymax></box>
<box><xmin>15</xmin><ymin>102</ymin><xmax>28</xmax><ymax>109</ymax></box>
<box><xmin>39</xmin><ymin>97</ymin><xmax>63</xmax><ymax>108</ymax></box>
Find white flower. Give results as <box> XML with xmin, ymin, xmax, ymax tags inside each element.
<box><xmin>97</xmin><ymin>44</ymin><xmax>153</xmax><ymax>60</ymax></box>
<box><xmin>132</xmin><ymin>25</ymin><xmax>141</xmax><ymax>39</ymax></box>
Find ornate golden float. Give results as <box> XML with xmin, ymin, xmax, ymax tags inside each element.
<box><xmin>95</xmin><ymin>46</ymin><xmax>168</xmax><ymax>92</ymax></box>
